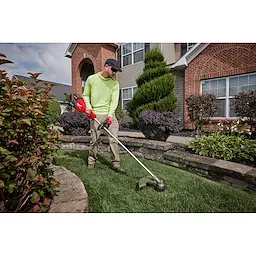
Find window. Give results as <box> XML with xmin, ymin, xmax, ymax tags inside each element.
<box><xmin>121</xmin><ymin>86</ymin><xmax>137</xmax><ymax>109</ymax></box>
<box><xmin>202</xmin><ymin>79</ymin><xmax>226</xmax><ymax>117</ymax></box>
<box><xmin>121</xmin><ymin>43</ymin><xmax>144</xmax><ymax>67</ymax></box>
<box><xmin>201</xmin><ymin>72</ymin><xmax>256</xmax><ymax>118</ymax></box>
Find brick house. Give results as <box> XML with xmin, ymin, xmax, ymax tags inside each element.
<box><xmin>65</xmin><ymin>43</ymin><xmax>192</xmax><ymax>124</ymax></box>
<box><xmin>65</xmin><ymin>43</ymin><xmax>256</xmax><ymax>129</ymax></box>
<box><xmin>171</xmin><ymin>43</ymin><xmax>256</xmax><ymax>128</ymax></box>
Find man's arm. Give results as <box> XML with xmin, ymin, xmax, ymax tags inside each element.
<box><xmin>82</xmin><ymin>77</ymin><xmax>92</xmax><ymax>110</ymax></box>
<box><xmin>108</xmin><ymin>82</ymin><xmax>120</xmax><ymax>117</ymax></box>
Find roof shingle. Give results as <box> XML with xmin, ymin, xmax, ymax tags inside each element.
<box><xmin>12</xmin><ymin>74</ymin><xmax>71</xmax><ymax>102</ymax></box>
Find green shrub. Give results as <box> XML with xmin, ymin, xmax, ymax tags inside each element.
<box><xmin>0</xmin><ymin>54</ymin><xmax>60</xmax><ymax>212</ymax></box>
<box><xmin>64</xmin><ymin>92</ymin><xmax>72</xmax><ymax>111</ymax></box>
<box><xmin>131</xmin><ymin>73</ymin><xmax>175</xmax><ymax>110</ymax></box>
<box><xmin>189</xmin><ymin>132</ymin><xmax>256</xmax><ymax>162</ymax></box>
<box><xmin>144</xmin><ymin>61</ymin><xmax>166</xmax><ymax>70</ymax></box>
<box><xmin>136</xmin><ymin>66</ymin><xmax>171</xmax><ymax>87</ymax></box>
<box><xmin>132</xmin><ymin>94</ymin><xmax>177</xmax><ymax>125</ymax></box>
<box><xmin>144</xmin><ymin>48</ymin><xmax>164</xmax><ymax>63</ymax></box>
<box><xmin>186</xmin><ymin>93</ymin><xmax>219</xmax><ymax>133</ymax></box>
<box><xmin>45</xmin><ymin>98</ymin><xmax>61</xmax><ymax>124</ymax></box>
<box><xmin>127</xmin><ymin>48</ymin><xmax>177</xmax><ymax>126</ymax></box>
<box><xmin>115</xmin><ymin>103</ymin><xmax>124</xmax><ymax>124</ymax></box>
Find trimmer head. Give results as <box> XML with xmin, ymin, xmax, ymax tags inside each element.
<box><xmin>137</xmin><ymin>177</ymin><xmax>166</xmax><ymax>192</ymax></box>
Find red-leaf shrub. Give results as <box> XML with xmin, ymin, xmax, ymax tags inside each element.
<box><xmin>186</xmin><ymin>93</ymin><xmax>219</xmax><ymax>133</ymax></box>
<box><xmin>0</xmin><ymin>54</ymin><xmax>60</xmax><ymax>212</ymax></box>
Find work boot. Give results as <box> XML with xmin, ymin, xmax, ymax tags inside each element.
<box><xmin>88</xmin><ymin>161</ymin><xmax>95</xmax><ymax>169</ymax></box>
<box><xmin>111</xmin><ymin>166</ymin><xmax>126</xmax><ymax>174</ymax></box>
<box><xmin>88</xmin><ymin>156</ymin><xmax>96</xmax><ymax>169</ymax></box>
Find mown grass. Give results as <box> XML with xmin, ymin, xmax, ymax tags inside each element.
<box><xmin>54</xmin><ymin>149</ymin><xmax>256</xmax><ymax>213</ymax></box>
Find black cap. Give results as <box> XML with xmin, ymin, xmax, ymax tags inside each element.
<box><xmin>104</xmin><ymin>58</ymin><xmax>122</xmax><ymax>72</ymax></box>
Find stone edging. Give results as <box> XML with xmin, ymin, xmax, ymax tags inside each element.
<box><xmin>60</xmin><ymin>135</ymin><xmax>256</xmax><ymax>194</ymax></box>
<box><xmin>49</xmin><ymin>164</ymin><xmax>89</xmax><ymax>213</ymax></box>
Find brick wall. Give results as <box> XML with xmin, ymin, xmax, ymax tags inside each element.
<box><xmin>184</xmin><ymin>43</ymin><xmax>256</xmax><ymax>128</ymax></box>
<box><xmin>71</xmin><ymin>43</ymin><xmax>117</xmax><ymax>95</ymax></box>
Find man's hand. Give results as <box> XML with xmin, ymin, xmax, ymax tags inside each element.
<box><xmin>86</xmin><ymin>109</ymin><xmax>96</xmax><ymax>120</ymax></box>
<box><xmin>97</xmin><ymin>116</ymin><xmax>112</xmax><ymax>130</ymax></box>
<box><xmin>106</xmin><ymin>115</ymin><xmax>112</xmax><ymax>125</ymax></box>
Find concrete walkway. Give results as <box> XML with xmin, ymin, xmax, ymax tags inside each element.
<box><xmin>49</xmin><ymin>165</ymin><xmax>89</xmax><ymax>213</ymax></box>
<box><xmin>119</xmin><ymin>131</ymin><xmax>193</xmax><ymax>145</ymax></box>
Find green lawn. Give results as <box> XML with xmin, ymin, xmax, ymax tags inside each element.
<box><xmin>54</xmin><ymin>149</ymin><xmax>256</xmax><ymax>213</ymax></box>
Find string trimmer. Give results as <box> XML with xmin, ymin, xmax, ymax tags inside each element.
<box><xmin>71</xmin><ymin>93</ymin><xmax>166</xmax><ymax>192</ymax></box>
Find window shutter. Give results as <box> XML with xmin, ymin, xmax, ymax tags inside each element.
<box><xmin>181</xmin><ymin>43</ymin><xmax>187</xmax><ymax>56</ymax></box>
<box><xmin>145</xmin><ymin>43</ymin><xmax>150</xmax><ymax>52</ymax></box>
<box><xmin>117</xmin><ymin>46</ymin><xmax>121</xmax><ymax>67</ymax></box>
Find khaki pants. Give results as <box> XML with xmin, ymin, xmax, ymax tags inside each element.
<box><xmin>88</xmin><ymin>115</ymin><xmax>120</xmax><ymax>168</ymax></box>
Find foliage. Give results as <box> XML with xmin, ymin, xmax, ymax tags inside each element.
<box><xmin>144</xmin><ymin>47</ymin><xmax>164</xmax><ymax>63</ymax></box>
<box><xmin>136</xmin><ymin>66</ymin><xmax>171</xmax><ymax>87</ymax></box>
<box><xmin>59</xmin><ymin>111</ymin><xmax>90</xmax><ymax>136</ymax></box>
<box><xmin>0</xmin><ymin>53</ymin><xmax>60</xmax><ymax>212</ymax></box>
<box><xmin>234</xmin><ymin>90</ymin><xmax>256</xmax><ymax>121</ymax></box>
<box><xmin>186</xmin><ymin>93</ymin><xmax>219</xmax><ymax>133</ymax></box>
<box><xmin>138</xmin><ymin>110</ymin><xmax>181</xmax><ymax>141</ymax></box>
<box><xmin>213</xmin><ymin>119</ymin><xmax>256</xmax><ymax>139</ymax></box>
<box><xmin>115</xmin><ymin>103</ymin><xmax>124</xmax><ymax>124</ymax></box>
<box><xmin>45</xmin><ymin>98</ymin><xmax>61</xmax><ymax>124</ymax></box>
<box><xmin>64</xmin><ymin>92</ymin><xmax>72</xmax><ymax>111</ymax></box>
<box><xmin>234</xmin><ymin>90</ymin><xmax>256</xmax><ymax>133</ymax></box>
<box><xmin>189</xmin><ymin>132</ymin><xmax>256</xmax><ymax>162</ymax></box>
<box><xmin>127</xmin><ymin>48</ymin><xmax>177</xmax><ymax>126</ymax></box>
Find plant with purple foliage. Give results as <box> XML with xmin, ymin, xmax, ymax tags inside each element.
<box><xmin>59</xmin><ymin>111</ymin><xmax>90</xmax><ymax>136</ymax></box>
<box><xmin>138</xmin><ymin>110</ymin><xmax>181</xmax><ymax>141</ymax></box>
<box><xmin>234</xmin><ymin>90</ymin><xmax>256</xmax><ymax>134</ymax></box>
<box><xmin>186</xmin><ymin>93</ymin><xmax>219</xmax><ymax>133</ymax></box>
<box><xmin>234</xmin><ymin>90</ymin><xmax>256</xmax><ymax>121</ymax></box>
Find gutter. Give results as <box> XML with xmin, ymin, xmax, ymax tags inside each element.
<box><xmin>171</xmin><ymin>43</ymin><xmax>210</xmax><ymax>70</ymax></box>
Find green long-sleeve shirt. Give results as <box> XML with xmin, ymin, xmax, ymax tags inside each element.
<box><xmin>82</xmin><ymin>72</ymin><xmax>120</xmax><ymax>117</ymax></box>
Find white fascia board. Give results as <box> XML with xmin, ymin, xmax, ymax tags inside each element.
<box><xmin>65</xmin><ymin>43</ymin><xmax>77</xmax><ymax>58</ymax></box>
<box><xmin>171</xmin><ymin>43</ymin><xmax>210</xmax><ymax>69</ymax></box>
<box><xmin>65</xmin><ymin>43</ymin><xmax>119</xmax><ymax>58</ymax></box>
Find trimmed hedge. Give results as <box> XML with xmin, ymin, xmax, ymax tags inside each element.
<box><xmin>127</xmin><ymin>48</ymin><xmax>177</xmax><ymax>126</ymax></box>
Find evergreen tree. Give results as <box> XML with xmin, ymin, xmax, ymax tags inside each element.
<box><xmin>127</xmin><ymin>48</ymin><xmax>177</xmax><ymax>125</ymax></box>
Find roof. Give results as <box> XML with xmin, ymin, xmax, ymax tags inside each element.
<box><xmin>171</xmin><ymin>43</ymin><xmax>210</xmax><ymax>69</ymax></box>
<box><xmin>12</xmin><ymin>74</ymin><xmax>71</xmax><ymax>102</ymax></box>
<box><xmin>65</xmin><ymin>43</ymin><xmax>119</xmax><ymax>58</ymax></box>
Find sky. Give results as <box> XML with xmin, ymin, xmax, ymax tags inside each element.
<box><xmin>0</xmin><ymin>43</ymin><xmax>71</xmax><ymax>85</ymax></box>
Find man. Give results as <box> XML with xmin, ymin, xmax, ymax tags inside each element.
<box><xmin>82</xmin><ymin>58</ymin><xmax>126</xmax><ymax>174</ymax></box>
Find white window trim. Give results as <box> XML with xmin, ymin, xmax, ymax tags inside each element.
<box><xmin>121</xmin><ymin>43</ymin><xmax>145</xmax><ymax>68</ymax></box>
<box><xmin>200</xmin><ymin>72</ymin><xmax>256</xmax><ymax>118</ymax></box>
<box><xmin>121</xmin><ymin>86</ymin><xmax>137</xmax><ymax>109</ymax></box>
